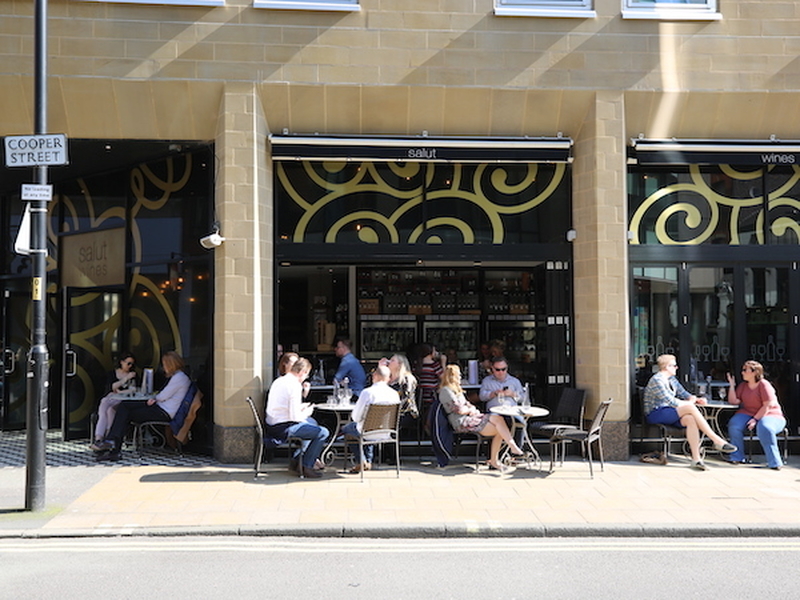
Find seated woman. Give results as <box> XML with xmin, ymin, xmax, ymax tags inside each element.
<box><xmin>725</xmin><ymin>360</ymin><xmax>786</xmax><ymax>470</ymax></box>
<box><xmin>438</xmin><ymin>363</ymin><xmax>523</xmax><ymax>472</ymax></box>
<box><xmin>97</xmin><ymin>351</ymin><xmax>191</xmax><ymax>461</ymax></box>
<box><xmin>385</xmin><ymin>353</ymin><xmax>418</xmax><ymax>423</ymax></box>
<box><xmin>90</xmin><ymin>352</ymin><xmax>138</xmax><ymax>451</ymax></box>
<box><xmin>376</xmin><ymin>353</ymin><xmax>418</xmax><ymax>465</ymax></box>
<box><xmin>643</xmin><ymin>353</ymin><xmax>737</xmax><ymax>471</ymax></box>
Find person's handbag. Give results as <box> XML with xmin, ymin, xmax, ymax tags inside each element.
<box><xmin>639</xmin><ymin>450</ymin><xmax>668</xmax><ymax>465</ymax></box>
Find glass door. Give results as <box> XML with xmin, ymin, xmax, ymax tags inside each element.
<box><xmin>743</xmin><ymin>267</ymin><xmax>792</xmax><ymax>414</ymax></box>
<box><xmin>61</xmin><ymin>286</ymin><xmax>124</xmax><ymax>440</ymax></box>
<box><xmin>688</xmin><ymin>266</ymin><xmax>735</xmax><ymax>393</ymax></box>
<box><xmin>633</xmin><ymin>262</ymin><xmax>799</xmax><ymax>432</ymax></box>
<box><xmin>632</xmin><ymin>266</ymin><xmax>680</xmax><ymax>384</ymax></box>
<box><xmin>1</xmin><ymin>289</ymin><xmax>30</xmax><ymax>430</ymax></box>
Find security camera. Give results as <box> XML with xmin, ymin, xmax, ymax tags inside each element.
<box><xmin>200</xmin><ymin>233</ymin><xmax>225</xmax><ymax>249</ymax></box>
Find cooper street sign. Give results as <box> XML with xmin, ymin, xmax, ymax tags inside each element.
<box><xmin>4</xmin><ymin>133</ymin><xmax>69</xmax><ymax>167</ymax></box>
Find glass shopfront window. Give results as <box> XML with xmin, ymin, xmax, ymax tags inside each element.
<box><xmin>277</xmin><ymin>161</ymin><xmax>570</xmax><ymax>248</ymax></box>
<box><xmin>1</xmin><ymin>143</ymin><xmax>214</xmax><ymax>446</ymax></box>
<box><xmin>629</xmin><ymin>160</ymin><xmax>800</xmax><ymax>435</ymax></box>
<box><xmin>629</xmin><ymin>165</ymin><xmax>800</xmax><ymax>247</ymax></box>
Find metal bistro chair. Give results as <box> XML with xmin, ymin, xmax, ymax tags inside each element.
<box><xmin>528</xmin><ymin>387</ymin><xmax>586</xmax><ymax>467</ymax></box>
<box><xmin>747</xmin><ymin>422</ymin><xmax>790</xmax><ymax>464</ymax></box>
<box><xmin>245</xmin><ymin>395</ymin><xmax>306</xmax><ymax>479</ymax></box>
<box><xmin>549</xmin><ymin>398</ymin><xmax>613</xmax><ymax>478</ymax></box>
<box><xmin>343</xmin><ymin>402</ymin><xmax>401</xmax><ymax>481</ymax></box>
<box><xmin>453</xmin><ymin>430</ymin><xmax>491</xmax><ymax>472</ymax></box>
<box><xmin>134</xmin><ymin>382</ymin><xmax>202</xmax><ymax>458</ymax></box>
<box><xmin>637</xmin><ymin>386</ymin><xmax>685</xmax><ymax>459</ymax></box>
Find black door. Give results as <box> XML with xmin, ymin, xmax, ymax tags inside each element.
<box><xmin>61</xmin><ymin>286</ymin><xmax>125</xmax><ymax>441</ymax></box>
<box><xmin>1</xmin><ymin>289</ymin><xmax>29</xmax><ymax>430</ymax></box>
<box><xmin>633</xmin><ymin>262</ymin><xmax>799</xmax><ymax>433</ymax></box>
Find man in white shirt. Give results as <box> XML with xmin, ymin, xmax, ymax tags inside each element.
<box><xmin>266</xmin><ymin>357</ymin><xmax>329</xmax><ymax>479</ymax></box>
<box><xmin>340</xmin><ymin>365</ymin><xmax>400</xmax><ymax>473</ymax></box>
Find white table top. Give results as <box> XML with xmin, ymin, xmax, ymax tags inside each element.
<box><xmin>490</xmin><ymin>405</ymin><xmax>549</xmax><ymax>419</ymax></box>
<box><xmin>314</xmin><ymin>403</ymin><xmax>356</xmax><ymax>412</ymax></box>
<box><xmin>108</xmin><ymin>392</ymin><xmax>156</xmax><ymax>401</ymax></box>
<box><xmin>699</xmin><ymin>400</ymin><xmax>736</xmax><ymax>409</ymax></box>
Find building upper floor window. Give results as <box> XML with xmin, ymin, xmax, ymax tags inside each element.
<box><xmin>494</xmin><ymin>0</ymin><xmax>595</xmax><ymax>19</ymax></box>
<box><xmin>622</xmin><ymin>0</ymin><xmax>721</xmax><ymax>21</ymax></box>
<box><xmin>253</xmin><ymin>0</ymin><xmax>359</xmax><ymax>10</ymax></box>
<box><xmin>80</xmin><ymin>0</ymin><xmax>360</xmax><ymax>7</ymax></box>
<box><xmin>80</xmin><ymin>0</ymin><xmax>225</xmax><ymax>5</ymax></box>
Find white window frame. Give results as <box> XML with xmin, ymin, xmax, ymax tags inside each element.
<box><xmin>622</xmin><ymin>0</ymin><xmax>721</xmax><ymax>21</ymax></box>
<box><xmin>495</xmin><ymin>0</ymin><xmax>595</xmax><ymax>19</ymax></box>
<box><xmin>80</xmin><ymin>0</ymin><xmax>225</xmax><ymax>5</ymax></box>
<box><xmin>253</xmin><ymin>0</ymin><xmax>359</xmax><ymax>11</ymax></box>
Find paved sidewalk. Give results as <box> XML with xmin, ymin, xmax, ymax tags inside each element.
<box><xmin>2</xmin><ymin>437</ymin><xmax>800</xmax><ymax>538</ymax></box>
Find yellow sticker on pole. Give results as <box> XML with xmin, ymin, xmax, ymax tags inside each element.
<box><xmin>32</xmin><ymin>277</ymin><xmax>43</xmax><ymax>301</ymax></box>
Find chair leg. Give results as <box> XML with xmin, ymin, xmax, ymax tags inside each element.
<box><xmin>585</xmin><ymin>441</ymin><xmax>594</xmax><ymax>479</ymax></box>
<box><xmin>254</xmin><ymin>440</ymin><xmax>263</xmax><ymax>478</ymax></box>
<box><xmin>598</xmin><ymin>439</ymin><xmax>605</xmax><ymax>472</ymax></box>
<box><xmin>394</xmin><ymin>438</ymin><xmax>400</xmax><ymax>478</ymax></box>
<box><xmin>359</xmin><ymin>439</ymin><xmax>366</xmax><ymax>482</ymax></box>
<box><xmin>783</xmin><ymin>428</ymin><xmax>789</xmax><ymax>461</ymax></box>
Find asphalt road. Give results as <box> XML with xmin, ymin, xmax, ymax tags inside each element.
<box><xmin>2</xmin><ymin>536</ymin><xmax>799</xmax><ymax>599</ymax></box>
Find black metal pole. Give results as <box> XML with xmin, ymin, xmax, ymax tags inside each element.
<box><xmin>25</xmin><ymin>0</ymin><xmax>49</xmax><ymax>512</ymax></box>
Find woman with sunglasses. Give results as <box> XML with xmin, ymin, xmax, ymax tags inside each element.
<box><xmin>725</xmin><ymin>361</ymin><xmax>786</xmax><ymax>469</ymax></box>
<box><xmin>643</xmin><ymin>354</ymin><xmax>737</xmax><ymax>470</ymax></box>
<box><xmin>90</xmin><ymin>352</ymin><xmax>138</xmax><ymax>451</ymax></box>
<box><xmin>439</xmin><ymin>363</ymin><xmax>523</xmax><ymax>472</ymax></box>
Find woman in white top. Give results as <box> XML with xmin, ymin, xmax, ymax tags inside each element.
<box><xmin>98</xmin><ymin>351</ymin><xmax>191</xmax><ymax>461</ymax></box>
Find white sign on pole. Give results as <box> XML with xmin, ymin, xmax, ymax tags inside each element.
<box><xmin>4</xmin><ymin>133</ymin><xmax>69</xmax><ymax>167</ymax></box>
<box><xmin>21</xmin><ymin>183</ymin><xmax>53</xmax><ymax>201</ymax></box>
<box><xmin>14</xmin><ymin>204</ymin><xmax>31</xmax><ymax>256</ymax></box>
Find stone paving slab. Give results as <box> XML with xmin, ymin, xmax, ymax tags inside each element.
<box><xmin>2</xmin><ymin>448</ymin><xmax>800</xmax><ymax>539</ymax></box>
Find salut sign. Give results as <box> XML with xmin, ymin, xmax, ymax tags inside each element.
<box><xmin>4</xmin><ymin>134</ymin><xmax>69</xmax><ymax>167</ymax></box>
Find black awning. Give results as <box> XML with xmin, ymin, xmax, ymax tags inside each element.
<box><xmin>269</xmin><ymin>135</ymin><xmax>573</xmax><ymax>163</ymax></box>
<box><xmin>630</xmin><ymin>139</ymin><xmax>800</xmax><ymax>166</ymax></box>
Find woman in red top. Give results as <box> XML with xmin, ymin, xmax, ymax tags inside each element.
<box><xmin>725</xmin><ymin>360</ymin><xmax>786</xmax><ymax>469</ymax></box>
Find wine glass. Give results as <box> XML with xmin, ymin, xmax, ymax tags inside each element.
<box><xmin>718</xmin><ymin>386</ymin><xmax>727</xmax><ymax>402</ymax></box>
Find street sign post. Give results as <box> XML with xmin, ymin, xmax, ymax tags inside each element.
<box><xmin>4</xmin><ymin>133</ymin><xmax>68</xmax><ymax>167</ymax></box>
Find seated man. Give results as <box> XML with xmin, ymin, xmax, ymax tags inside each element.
<box><xmin>479</xmin><ymin>356</ymin><xmax>524</xmax><ymax>410</ymax></box>
<box><xmin>266</xmin><ymin>357</ymin><xmax>330</xmax><ymax>479</ymax></box>
<box><xmin>334</xmin><ymin>338</ymin><xmax>366</xmax><ymax>397</ymax></box>
<box><xmin>479</xmin><ymin>356</ymin><xmax>525</xmax><ymax>445</ymax></box>
<box><xmin>340</xmin><ymin>364</ymin><xmax>400</xmax><ymax>473</ymax></box>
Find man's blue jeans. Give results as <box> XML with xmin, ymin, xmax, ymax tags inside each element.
<box><xmin>286</xmin><ymin>418</ymin><xmax>330</xmax><ymax>469</ymax></box>
<box><xmin>341</xmin><ymin>421</ymin><xmax>374</xmax><ymax>464</ymax></box>
<box><xmin>728</xmin><ymin>412</ymin><xmax>786</xmax><ymax>468</ymax></box>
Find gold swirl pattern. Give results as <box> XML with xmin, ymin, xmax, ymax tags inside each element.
<box><xmin>278</xmin><ymin>161</ymin><xmax>568</xmax><ymax>245</ymax></box>
<box><xmin>629</xmin><ymin>165</ymin><xmax>800</xmax><ymax>245</ymax></box>
<box><xmin>49</xmin><ymin>153</ymin><xmax>198</xmax><ymax>432</ymax></box>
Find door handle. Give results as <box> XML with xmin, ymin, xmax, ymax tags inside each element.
<box><xmin>3</xmin><ymin>348</ymin><xmax>15</xmax><ymax>375</ymax></box>
<box><xmin>65</xmin><ymin>348</ymin><xmax>77</xmax><ymax>377</ymax></box>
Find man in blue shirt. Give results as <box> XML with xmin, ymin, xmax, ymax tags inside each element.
<box><xmin>334</xmin><ymin>338</ymin><xmax>366</xmax><ymax>397</ymax></box>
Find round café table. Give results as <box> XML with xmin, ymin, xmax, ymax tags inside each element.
<box><xmin>697</xmin><ymin>400</ymin><xmax>737</xmax><ymax>454</ymax></box>
<box><xmin>314</xmin><ymin>402</ymin><xmax>356</xmax><ymax>465</ymax></box>
<box><xmin>490</xmin><ymin>404</ymin><xmax>549</xmax><ymax>470</ymax></box>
